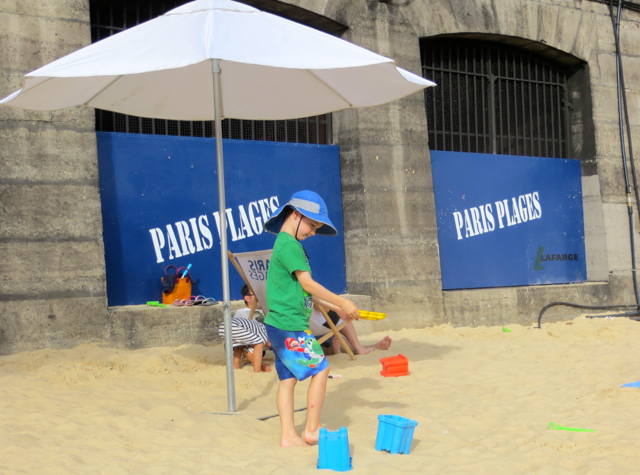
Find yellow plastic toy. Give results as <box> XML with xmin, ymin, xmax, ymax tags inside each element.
<box><xmin>359</xmin><ymin>310</ymin><xmax>386</xmax><ymax>321</ymax></box>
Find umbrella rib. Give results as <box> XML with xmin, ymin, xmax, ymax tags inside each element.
<box><xmin>82</xmin><ymin>75</ymin><xmax>124</xmax><ymax>106</ymax></box>
<box><xmin>306</xmin><ymin>70</ymin><xmax>355</xmax><ymax>108</ymax></box>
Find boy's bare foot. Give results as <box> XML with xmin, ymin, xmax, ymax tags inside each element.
<box><xmin>280</xmin><ymin>434</ymin><xmax>310</xmax><ymax>448</ymax></box>
<box><xmin>303</xmin><ymin>428</ymin><xmax>321</xmax><ymax>444</ymax></box>
<box><xmin>260</xmin><ymin>363</ymin><xmax>272</xmax><ymax>372</ymax></box>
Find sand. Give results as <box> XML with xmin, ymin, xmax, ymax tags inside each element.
<box><xmin>1</xmin><ymin>315</ymin><xmax>640</xmax><ymax>474</ymax></box>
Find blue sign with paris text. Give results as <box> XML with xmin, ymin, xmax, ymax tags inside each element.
<box><xmin>431</xmin><ymin>151</ymin><xmax>586</xmax><ymax>290</ymax></box>
<box><xmin>97</xmin><ymin>132</ymin><xmax>345</xmax><ymax>306</ymax></box>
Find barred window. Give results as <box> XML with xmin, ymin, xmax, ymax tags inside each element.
<box><xmin>421</xmin><ymin>38</ymin><xmax>570</xmax><ymax>158</ymax></box>
<box><xmin>89</xmin><ymin>0</ymin><xmax>331</xmax><ymax>144</ymax></box>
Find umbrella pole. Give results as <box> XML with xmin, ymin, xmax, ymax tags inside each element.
<box><xmin>212</xmin><ymin>58</ymin><xmax>236</xmax><ymax>413</ymax></box>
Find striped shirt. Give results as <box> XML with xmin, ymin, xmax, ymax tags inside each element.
<box><xmin>218</xmin><ymin>317</ymin><xmax>268</xmax><ymax>348</ymax></box>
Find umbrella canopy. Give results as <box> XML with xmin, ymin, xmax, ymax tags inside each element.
<box><xmin>1</xmin><ymin>0</ymin><xmax>435</xmax><ymax>413</ymax></box>
<box><xmin>1</xmin><ymin>0</ymin><xmax>434</xmax><ymax>119</ymax></box>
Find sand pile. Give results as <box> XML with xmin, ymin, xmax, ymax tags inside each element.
<box><xmin>1</xmin><ymin>315</ymin><xmax>639</xmax><ymax>474</ymax></box>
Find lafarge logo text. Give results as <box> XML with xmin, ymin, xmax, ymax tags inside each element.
<box><xmin>534</xmin><ymin>246</ymin><xmax>580</xmax><ymax>270</ymax></box>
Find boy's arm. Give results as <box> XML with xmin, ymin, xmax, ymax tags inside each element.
<box><xmin>295</xmin><ymin>270</ymin><xmax>360</xmax><ymax>321</ymax></box>
<box><xmin>312</xmin><ymin>296</ymin><xmax>355</xmax><ymax>322</ymax></box>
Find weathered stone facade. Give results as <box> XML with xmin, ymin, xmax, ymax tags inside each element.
<box><xmin>1</xmin><ymin>0</ymin><xmax>639</xmax><ymax>353</ymax></box>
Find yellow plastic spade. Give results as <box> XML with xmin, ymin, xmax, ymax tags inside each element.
<box><xmin>359</xmin><ymin>310</ymin><xmax>386</xmax><ymax>321</ymax></box>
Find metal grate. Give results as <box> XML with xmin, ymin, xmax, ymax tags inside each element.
<box><xmin>90</xmin><ymin>0</ymin><xmax>332</xmax><ymax>144</ymax></box>
<box><xmin>421</xmin><ymin>39</ymin><xmax>569</xmax><ymax>158</ymax></box>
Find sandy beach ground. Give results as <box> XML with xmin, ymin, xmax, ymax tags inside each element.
<box><xmin>1</xmin><ymin>315</ymin><xmax>639</xmax><ymax>474</ymax></box>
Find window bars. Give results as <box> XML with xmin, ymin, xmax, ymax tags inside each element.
<box><xmin>421</xmin><ymin>39</ymin><xmax>570</xmax><ymax>158</ymax></box>
<box><xmin>90</xmin><ymin>0</ymin><xmax>331</xmax><ymax>144</ymax></box>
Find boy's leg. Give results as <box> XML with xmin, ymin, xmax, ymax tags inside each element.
<box><xmin>277</xmin><ymin>377</ymin><xmax>309</xmax><ymax>447</ymax></box>
<box><xmin>303</xmin><ymin>365</ymin><xmax>330</xmax><ymax>444</ymax></box>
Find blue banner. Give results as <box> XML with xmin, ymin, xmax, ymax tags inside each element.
<box><xmin>97</xmin><ymin>132</ymin><xmax>345</xmax><ymax>306</ymax></box>
<box><xmin>431</xmin><ymin>151</ymin><xmax>586</xmax><ymax>289</ymax></box>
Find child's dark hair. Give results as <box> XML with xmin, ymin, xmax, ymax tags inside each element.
<box><xmin>241</xmin><ymin>284</ymin><xmax>251</xmax><ymax>298</ymax></box>
<box><xmin>281</xmin><ymin>205</ymin><xmax>295</xmax><ymax>221</ymax></box>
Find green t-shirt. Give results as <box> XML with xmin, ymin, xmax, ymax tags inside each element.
<box><xmin>265</xmin><ymin>232</ymin><xmax>312</xmax><ymax>331</ymax></box>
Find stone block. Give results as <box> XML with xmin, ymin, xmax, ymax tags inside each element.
<box><xmin>511</xmin><ymin>0</ymin><xmax>540</xmax><ymax>41</ymax></box>
<box><xmin>404</xmin><ymin>0</ymin><xmax>460</xmax><ymax>38</ymax></box>
<box><xmin>0</xmin><ymin>125</ymin><xmax>98</xmax><ymax>182</ymax></box>
<box><xmin>345</xmin><ymin>3</ymin><xmax>421</xmax><ymax>64</ymax></box>
<box><xmin>593</xmin><ymin>154</ymin><xmax>627</xmax><ymax>203</ymax></box>
<box><xmin>356</xmin><ymin>189</ymin><xmax>438</xmax><ymax>235</ymax></box>
<box><xmin>340</xmin><ymin>149</ymin><xmax>366</xmax><ymax>191</ymax></box>
<box><xmin>0</xmin><ymin>10</ymin><xmax>91</xmax><ymax>73</ymax></box>
<box><xmin>593</xmin><ymin>119</ymin><xmax>625</xmax><ymax>159</ymax></box>
<box><xmin>555</xmin><ymin>6</ymin><xmax>583</xmax><ymax>56</ymax></box>
<box><xmin>537</xmin><ymin>2</ymin><xmax>560</xmax><ymax>46</ymax></box>
<box><xmin>581</xmin><ymin>175</ymin><xmax>609</xmax><ymax>282</ymax></box>
<box><xmin>601</xmin><ymin>202</ymin><xmax>636</xmax><ymax>273</ymax></box>
<box><xmin>365</xmin><ymin>278</ymin><xmax>444</xmax><ymax>329</ymax></box>
<box><xmin>343</xmin><ymin>236</ymin><xmax>371</xmax><ymax>284</ymax></box>
<box><xmin>591</xmin><ymin>85</ymin><xmax>620</xmax><ymax>124</ymax></box>
<box><xmin>0</xmin><ymin>241</ymin><xmax>106</xmax><ymax>297</ymax></box>
<box><xmin>341</xmin><ymin>190</ymin><xmax>368</xmax><ymax>231</ymax></box>
<box><xmin>0</xmin><ymin>296</ymin><xmax>109</xmax><ymax>355</ymax></box>
<box><xmin>623</xmin><ymin>90</ymin><xmax>640</xmax><ymax>127</ymax></box>
<box><xmin>367</xmin><ymin>238</ymin><xmax>441</xmax><ymax>283</ymax></box>
<box><xmin>107</xmin><ymin>304</ymin><xmax>226</xmax><ymax>350</ymax></box>
<box><xmin>443</xmin><ymin>281</ymin><xmax>617</xmax><ymax>328</ymax></box>
<box><xmin>0</xmin><ymin>0</ymin><xmax>89</xmax><ymax>21</ymax></box>
<box><xmin>443</xmin><ymin>287</ymin><xmax>519</xmax><ymax>327</ymax></box>
<box><xmin>324</xmin><ymin>0</ymin><xmax>367</xmax><ymax>29</ymax></box>
<box><xmin>0</xmin><ymin>184</ymin><xmax>103</xmax><ymax>240</ymax></box>
<box><xmin>592</xmin><ymin>51</ymin><xmax>640</xmax><ymax>88</ymax></box>
<box><xmin>571</xmin><ymin>10</ymin><xmax>598</xmax><ymax>62</ymax></box>
<box><xmin>352</xmin><ymin>101</ymin><xmax>429</xmax><ymax>148</ymax></box>
<box><xmin>359</xmin><ymin>148</ymin><xmax>434</xmax><ymax>192</ymax></box>
<box><xmin>516</xmin><ymin>281</ymin><xmax>614</xmax><ymax>326</ymax></box>
<box><xmin>607</xmin><ymin>272</ymin><xmax>640</xmax><ymax>304</ymax></box>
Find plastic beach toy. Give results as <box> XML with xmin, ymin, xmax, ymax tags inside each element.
<box><xmin>548</xmin><ymin>422</ymin><xmax>594</xmax><ymax>432</ymax></box>
<box><xmin>318</xmin><ymin>427</ymin><xmax>352</xmax><ymax>471</ymax></box>
<box><xmin>359</xmin><ymin>310</ymin><xmax>386</xmax><ymax>321</ymax></box>
<box><xmin>380</xmin><ymin>354</ymin><xmax>409</xmax><ymax>377</ymax></box>
<box><xmin>146</xmin><ymin>301</ymin><xmax>167</xmax><ymax>308</ymax></box>
<box><xmin>375</xmin><ymin>415</ymin><xmax>417</xmax><ymax>454</ymax></box>
<box><xmin>502</xmin><ymin>327</ymin><xmax>511</xmax><ymax>332</ymax></box>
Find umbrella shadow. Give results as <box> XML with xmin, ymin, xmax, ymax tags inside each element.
<box><xmin>322</xmin><ymin>376</ymin><xmax>407</xmax><ymax>428</ymax></box>
<box><xmin>236</xmin><ymin>375</ymin><xmax>278</xmax><ymax>412</ymax></box>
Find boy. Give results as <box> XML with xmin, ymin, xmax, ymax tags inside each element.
<box><xmin>263</xmin><ymin>190</ymin><xmax>360</xmax><ymax>448</ymax></box>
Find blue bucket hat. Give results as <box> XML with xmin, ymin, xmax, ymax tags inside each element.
<box><xmin>265</xmin><ymin>190</ymin><xmax>338</xmax><ymax>236</ymax></box>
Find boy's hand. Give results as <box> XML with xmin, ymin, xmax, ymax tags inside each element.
<box><xmin>339</xmin><ymin>298</ymin><xmax>360</xmax><ymax>321</ymax></box>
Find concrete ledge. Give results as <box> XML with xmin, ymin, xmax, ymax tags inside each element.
<box><xmin>107</xmin><ymin>294</ymin><xmax>373</xmax><ymax>350</ymax></box>
<box><xmin>107</xmin><ymin>301</ymin><xmax>245</xmax><ymax>350</ymax></box>
<box><xmin>443</xmin><ymin>281</ymin><xmax>616</xmax><ymax>327</ymax></box>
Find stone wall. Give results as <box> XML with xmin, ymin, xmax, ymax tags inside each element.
<box><xmin>289</xmin><ymin>0</ymin><xmax>640</xmax><ymax>327</ymax></box>
<box><xmin>0</xmin><ymin>0</ymin><xmax>110</xmax><ymax>354</ymax></box>
<box><xmin>2</xmin><ymin>0</ymin><xmax>640</xmax><ymax>354</ymax></box>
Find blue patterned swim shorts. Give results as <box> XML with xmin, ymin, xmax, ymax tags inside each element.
<box><xmin>265</xmin><ymin>324</ymin><xmax>329</xmax><ymax>381</ymax></box>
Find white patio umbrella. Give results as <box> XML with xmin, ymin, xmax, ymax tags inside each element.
<box><xmin>1</xmin><ymin>0</ymin><xmax>435</xmax><ymax>412</ymax></box>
